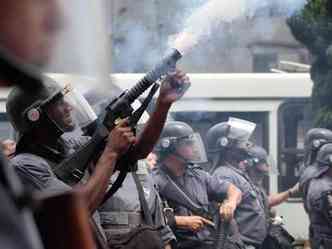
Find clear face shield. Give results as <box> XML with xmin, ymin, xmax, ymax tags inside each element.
<box><xmin>39</xmin><ymin>82</ymin><xmax>98</xmax><ymax>134</ymax></box>
<box><xmin>176</xmin><ymin>133</ymin><xmax>208</xmax><ymax>164</ymax></box>
<box><xmin>227</xmin><ymin>117</ymin><xmax>256</xmax><ymax>144</ymax></box>
<box><xmin>60</xmin><ymin>83</ymin><xmax>98</xmax><ymax>129</ymax></box>
<box><xmin>227</xmin><ymin>117</ymin><xmax>256</xmax><ymax>150</ymax></box>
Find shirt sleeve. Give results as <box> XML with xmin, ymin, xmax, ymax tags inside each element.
<box><xmin>205</xmin><ymin>172</ymin><xmax>230</xmax><ymax>202</ymax></box>
<box><xmin>13</xmin><ymin>155</ymin><xmax>71</xmax><ymax>194</ymax></box>
<box><xmin>213</xmin><ymin>167</ymin><xmax>240</xmax><ymax>185</ymax></box>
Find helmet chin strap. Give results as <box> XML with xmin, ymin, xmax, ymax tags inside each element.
<box><xmin>209</xmin><ymin>153</ymin><xmax>221</xmax><ymax>174</ymax></box>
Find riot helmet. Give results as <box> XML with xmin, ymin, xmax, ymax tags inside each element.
<box><xmin>308</xmin><ymin>143</ymin><xmax>332</xmax><ymax>178</ymax></box>
<box><xmin>206</xmin><ymin>117</ymin><xmax>256</xmax><ymax>170</ymax></box>
<box><xmin>155</xmin><ymin>121</ymin><xmax>207</xmax><ymax>164</ymax></box>
<box><xmin>304</xmin><ymin>128</ymin><xmax>332</xmax><ymax>167</ymax></box>
<box><xmin>241</xmin><ymin>145</ymin><xmax>277</xmax><ymax>175</ymax></box>
<box><xmin>316</xmin><ymin>143</ymin><xmax>332</xmax><ymax>167</ymax></box>
<box><xmin>6</xmin><ymin>76</ymin><xmax>96</xmax><ymax>145</ymax></box>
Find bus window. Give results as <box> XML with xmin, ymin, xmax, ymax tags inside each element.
<box><xmin>278</xmin><ymin>99</ymin><xmax>313</xmax><ymax>197</ymax></box>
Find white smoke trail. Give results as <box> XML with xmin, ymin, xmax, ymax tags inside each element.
<box><xmin>169</xmin><ymin>0</ymin><xmax>307</xmax><ymax>55</ymax></box>
<box><xmin>169</xmin><ymin>0</ymin><xmax>247</xmax><ymax>55</ymax></box>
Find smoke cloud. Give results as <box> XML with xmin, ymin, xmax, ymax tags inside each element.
<box><xmin>112</xmin><ymin>0</ymin><xmax>308</xmax><ymax>72</ymax></box>
<box><xmin>170</xmin><ymin>0</ymin><xmax>307</xmax><ymax>55</ymax></box>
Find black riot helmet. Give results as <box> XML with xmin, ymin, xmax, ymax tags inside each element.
<box><xmin>6</xmin><ymin>76</ymin><xmax>96</xmax><ymax>147</ymax></box>
<box><xmin>316</xmin><ymin>143</ymin><xmax>332</xmax><ymax>167</ymax></box>
<box><xmin>304</xmin><ymin>128</ymin><xmax>332</xmax><ymax>167</ymax></box>
<box><xmin>245</xmin><ymin>146</ymin><xmax>268</xmax><ymax>168</ymax></box>
<box><xmin>155</xmin><ymin>121</ymin><xmax>207</xmax><ymax>164</ymax></box>
<box><xmin>242</xmin><ymin>145</ymin><xmax>277</xmax><ymax>175</ymax></box>
<box><xmin>206</xmin><ymin>117</ymin><xmax>256</xmax><ymax>171</ymax></box>
<box><xmin>313</xmin><ymin>143</ymin><xmax>332</xmax><ymax>177</ymax></box>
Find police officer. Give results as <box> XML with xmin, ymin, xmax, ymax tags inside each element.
<box><xmin>206</xmin><ymin>119</ymin><xmax>268</xmax><ymax>249</ymax></box>
<box><xmin>7</xmin><ymin>77</ymin><xmax>133</xmax><ymax>245</ymax></box>
<box><xmin>243</xmin><ymin>145</ymin><xmax>299</xmax><ymax>208</ymax></box>
<box><xmin>240</xmin><ymin>145</ymin><xmax>297</xmax><ymax>249</ymax></box>
<box><xmin>299</xmin><ymin>128</ymin><xmax>332</xmax><ymax>199</ymax></box>
<box><xmin>8</xmin><ymin>67</ymin><xmax>190</xmax><ymax>240</ymax></box>
<box><xmin>152</xmin><ymin>121</ymin><xmax>242</xmax><ymax>249</ymax></box>
<box><xmin>98</xmin><ymin>160</ymin><xmax>176</xmax><ymax>249</ymax></box>
<box><xmin>305</xmin><ymin>143</ymin><xmax>332</xmax><ymax>249</ymax></box>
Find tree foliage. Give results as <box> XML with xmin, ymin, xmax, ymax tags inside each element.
<box><xmin>288</xmin><ymin>0</ymin><xmax>332</xmax><ymax>129</ymax></box>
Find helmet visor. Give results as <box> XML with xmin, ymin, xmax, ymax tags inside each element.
<box><xmin>177</xmin><ymin>133</ymin><xmax>207</xmax><ymax>164</ymax></box>
<box><xmin>228</xmin><ymin>117</ymin><xmax>256</xmax><ymax>142</ymax></box>
<box><xmin>62</xmin><ymin>83</ymin><xmax>97</xmax><ymax>129</ymax></box>
<box><xmin>42</xmin><ymin>82</ymin><xmax>97</xmax><ymax>132</ymax></box>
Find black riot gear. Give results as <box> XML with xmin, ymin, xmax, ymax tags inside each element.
<box><xmin>304</xmin><ymin>143</ymin><xmax>332</xmax><ymax>249</ymax></box>
<box><xmin>301</xmin><ymin>143</ymin><xmax>332</xmax><ymax>191</ymax></box>
<box><xmin>6</xmin><ymin>76</ymin><xmax>65</xmax><ymax>140</ymax></box>
<box><xmin>244</xmin><ymin>146</ymin><xmax>268</xmax><ymax>168</ymax></box>
<box><xmin>6</xmin><ymin>76</ymin><xmax>96</xmax><ymax>150</ymax></box>
<box><xmin>206</xmin><ymin>122</ymin><xmax>232</xmax><ymax>153</ymax></box>
<box><xmin>304</xmin><ymin>128</ymin><xmax>332</xmax><ymax>167</ymax></box>
<box><xmin>244</xmin><ymin>145</ymin><xmax>277</xmax><ymax>174</ymax></box>
<box><xmin>156</xmin><ymin>121</ymin><xmax>207</xmax><ymax>164</ymax></box>
<box><xmin>300</xmin><ymin>130</ymin><xmax>332</xmax><ymax>203</ymax></box>
<box><xmin>316</xmin><ymin>143</ymin><xmax>332</xmax><ymax>167</ymax></box>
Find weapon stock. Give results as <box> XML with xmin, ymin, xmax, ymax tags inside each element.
<box><xmin>53</xmin><ymin>49</ymin><xmax>182</xmax><ymax>186</ymax></box>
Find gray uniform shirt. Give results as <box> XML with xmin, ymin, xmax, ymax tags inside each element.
<box><xmin>306</xmin><ymin>174</ymin><xmax>332</xmax><ymax>248</ymax></box>
<box><xmin>10</xmin><ymin>136</ymin><xmax>106</xmax><ymax>240</ymax></box>
<box><xmin>152</xmin><ymin>164</ymin><xmax>230</xmax><ymax>245</ymax></box>
<box><xmin>0</xmin><ymin>154</ymin><xmax>44</xmax><ymax>249</ymax></box>
<box><xmin>99</xmin><ymin>163</ymin><xmax>176</xmax><ymax>246</ymax></box>
<box><xmin>213</xmin><ymin>166</ymin><xmax>268</xmax><ymax>246</ymax></box>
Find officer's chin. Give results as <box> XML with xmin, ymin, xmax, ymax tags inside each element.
<box><xmin>63</xmin><ymin>122</ymin><xmax>76</xmax><ymax>132</ymax></box>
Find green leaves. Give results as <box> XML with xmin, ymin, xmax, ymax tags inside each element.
<box><xmin>287</xmin><ymin>0</ymin><xmax>332</xmax><ymax>128</ymax></box>
<box><xmin>302</xmin><ymin>0</ymin><xmax>329</xmax><ymax>21</ymax></box>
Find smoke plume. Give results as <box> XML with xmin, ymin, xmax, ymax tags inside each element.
<box><xmin>112</xmin><ymin>0</ymin><xmax>307</xmax><ymax>72</ymax></box>
<box><xmin>169</xmin><ymin>0</ymin><xmax>307</xmax><ymax>55</ymax></box>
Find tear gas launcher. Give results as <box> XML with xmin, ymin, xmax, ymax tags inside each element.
<box><xmin>53</xmin><ymin>49</ymin><xmax>183</xmax><ymax>200</ymax></box>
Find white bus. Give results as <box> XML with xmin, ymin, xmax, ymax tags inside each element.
<box><xmin>113</xmin><ymin>73</ymin><xmax>313</xmax><ymax>240</ymax></box>
<box><xmin>0</xmin><ymin>73</ymin><xmax>313</xmax><ymax>239</ymax></box>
